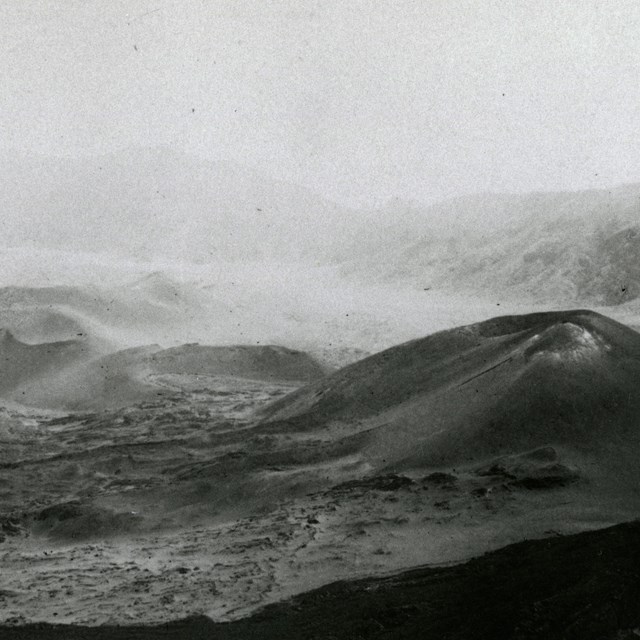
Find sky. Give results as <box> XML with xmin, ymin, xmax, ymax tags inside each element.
<box><xmin>1</xmin><ymin>0</ymin><xmax>640</xmax><ymax>207</ymax></box>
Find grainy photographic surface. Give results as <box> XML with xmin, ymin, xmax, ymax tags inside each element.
<box><xmin>1</xmin><ymin>2</ymin><xmax>640</xmax><ymax>639</ymax></box>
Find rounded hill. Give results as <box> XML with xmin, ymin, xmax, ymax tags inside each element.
<box><xmin>260</xmin><ymin>310</ymin><xmax>640</xmax><ymax>470</ymax></box>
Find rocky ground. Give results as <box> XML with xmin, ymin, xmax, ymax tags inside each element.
<box><xmin>0</xmin><ymin>383</ymin><xmax>633</xmax><ymax>627</ymax></box>
<box><xmin>2</xmin><ymin>310</ymin><xmax>640</xmax><ymax>636</ymax></box>
<box><xmin>3</xmin><ymin>520</ymin><xmax>640</xmax><ymax>639</ymax></box>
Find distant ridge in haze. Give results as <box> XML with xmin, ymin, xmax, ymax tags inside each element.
<box><xmin>0</xmin><ymin>147</ymin><xmax>360</xmax><ymax>263</ymax></box>
<box><xmin>338</xmin><ymin>187</ymin><xmax>640</xmax><ymax>306</ymax></box>
<box><xmin>3</xmin><ymin>147</ymin><xmax>640</xmax><ymax>307</ymax></box>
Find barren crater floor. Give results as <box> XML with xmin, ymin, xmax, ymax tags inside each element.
<box><xmin>1</xmin><ymin>310</ymin><xmax>639</xmax><ymax>636</ymax></box>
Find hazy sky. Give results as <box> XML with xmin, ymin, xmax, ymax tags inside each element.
<box><xmin>2</xmin><ymin>0</ymin><xmax>640</xmax><ymax>207</ymax></box>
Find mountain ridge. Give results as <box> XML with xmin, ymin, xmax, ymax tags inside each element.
<box><xmin>2</xmin><ymin>147</ymin><xmax>640</xmax><ymax>306</ymax></box>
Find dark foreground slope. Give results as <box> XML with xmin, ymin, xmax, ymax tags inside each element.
<box><xmin>4</xmin><ymin>520</ymin><xmax>640</xmax><ymax>640</ymax></box>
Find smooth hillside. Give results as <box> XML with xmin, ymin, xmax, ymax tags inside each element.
<box><xmin>0</xmin><ymin>274</ymin><xmax>213</xmax><ymax>349</ymax></box>
<box><xmin>261</xmin><ymin>310</ymin><xmax>640</xmax><ymax>470</ymax></box>
<box><xmin>10</xmin><ymin>343</ymin><xmax>326</xmax><ymax>410</ymax></box>
<box><xmin>0</xmin><ymin>330</ymin><xmax>92</xmax><ymax>395</ymax></box>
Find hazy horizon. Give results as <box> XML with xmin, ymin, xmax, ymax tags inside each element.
<box><xmin>5</xmin><ymin>142</ymin><xmax>640</xmax><ymax>211</ymax></box>
<box><xmin>2</xmin><ymin>1</ymin><xmax>640</xmax><ymax>208</ymax></box>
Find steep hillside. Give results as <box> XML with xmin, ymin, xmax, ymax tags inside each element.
<box><xmin>4</xmin><ymin>149</ymin><xmax>640</xmax><ymax>309</ymax></box>
<box><xmin>261</xmin><ymin>310</ymin><xmax>640</xmax><ymax>469</ymax></box>
<box><xmin>338</xmin><ymin>186</ymin><xmax>640</xmax><ymax>306</ymax></box>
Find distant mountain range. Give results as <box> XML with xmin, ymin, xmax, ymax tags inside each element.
<box><xmin>1</xmin><ymin>147</ymin><xmax>639</xmax><ymax>307</ymax></box>
<box><xmin>0</xmin><ymin>146</ymin><xmax>362</xmax><ymax>263</ymax></box>
<box><xmin>335</xmin><ymin>188</ymin><xmax>640</xmax><ymax>306</ymax></box>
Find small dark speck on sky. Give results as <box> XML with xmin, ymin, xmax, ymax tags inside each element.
<box><xmin>133</xmin><ymin>44</ymin><xmax>138</xmax><ymax>51</ymax></box>
<box><xmin>132</xmin><ymin>8</ymin><xmax>161</xmax><ymax>22</ymax></box>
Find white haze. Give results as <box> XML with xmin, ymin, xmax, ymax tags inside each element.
<box><xmin>0</xmin><ymin>246</ymin><xmax>535</xmax><ymax>355</ymax></box>
<box><xmin>1</xmin><ymin>2</ymin><xmax>639</xmax><ymax>357</ymax></box>
<box><xmin>2</xmin><ymin>1</ymin><xmax>640</xmax><ymax>208</ymax></box>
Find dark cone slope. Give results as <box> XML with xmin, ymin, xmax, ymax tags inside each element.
<box><xmin>260</xmin><ymin>310</ymin><xmax>640</xmax><ymax>470</ymax></box>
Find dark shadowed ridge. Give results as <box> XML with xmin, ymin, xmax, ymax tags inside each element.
<box><xmin>3</xmin><ymin>520</ymin><xmax>640</xmax><ymax>640</ymax></box>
